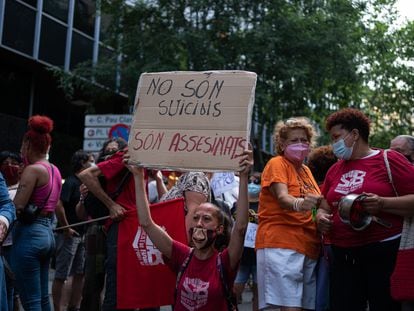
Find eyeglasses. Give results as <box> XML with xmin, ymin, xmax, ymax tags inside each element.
<box><xmin>248</xmin><ymin>179</ymin><xmax>260</xmax><ymax>185</ymax></box>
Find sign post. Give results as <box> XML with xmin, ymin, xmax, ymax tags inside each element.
<box><xmin>128</xmin><ymin>70</ymin><xmax>257</xmax><ymax>172</ymax></box>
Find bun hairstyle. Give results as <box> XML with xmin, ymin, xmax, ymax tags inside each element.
<box><xmin>24</xmin><ymin>115</ymin><xmax>54</xmax><ymax>154</ymax></box>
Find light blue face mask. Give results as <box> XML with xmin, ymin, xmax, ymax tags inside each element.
<box><xmin>332</xmin><ymin>133</ymin><xmax>354</xmax><ymax>160</ymax></box>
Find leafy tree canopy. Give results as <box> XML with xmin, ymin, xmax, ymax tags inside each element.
<box><xmin>55</xmin><ymin>0</ymin><xmax>414</xmax><ymax>152</ymax></box>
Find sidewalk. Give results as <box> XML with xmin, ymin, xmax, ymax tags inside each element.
<box><xmin>43</xmin><ymin>270</ymin><xmax>260</xmax><ymax>311</ymax></box>
<box><xmin>160</xmin><ymin>288</ymin><xmax>255</xmax><ymax>311</ymax></box>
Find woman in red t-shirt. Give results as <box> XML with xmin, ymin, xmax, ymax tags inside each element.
<box><xmin>127</xmin><ymin>149</ymin><xmax>252</xmax><ymax>311</ymax></box>
<box><xmin>316</xmin><ymin>108</ymin><xmax>414</xmax><ymax>311</ymax></box>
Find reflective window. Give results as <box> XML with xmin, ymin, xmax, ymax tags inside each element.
<box><xmin>73</xmin><ymin>0</ymin><xmax>96</xmax><ymax>36</ymax></box>
<box><xmin>43</xmin><ymin>0</ymin><xmax>69</xmax><ymax>22</ymax></box>
<box><xmin>39</xmin><ymin>17</ymin><xmax>67</xmax><ymax>67</ymax></box>
<box><xmin>21</xmin><ymin>0</ymin><xmax>37</xmax><ymax>8</ymax></box>
<box><xmin>2</xmin><ymin>1</ymin><xmax>36</xmax><ymax>56</ymax></box>
<box><xmin>97</xmin><ymin>45</ymin><xmax>116</xmax><ymax>88</ymax></box>
<box><xmin>100</xmin><ymin>13</ymin><xmax>113</xmax><ymax>42</ymax></box>
<box><xmin>70</xmin><ymin>32</ymin><xmax>93</xmax><ymax>69</ymax></box>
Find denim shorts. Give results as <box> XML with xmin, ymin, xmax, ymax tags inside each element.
<box><xmin>54</xmin><ymin>233</ymin><xmax>85</xmax><ymax>280</ymax></box>
<box><xmin>234</xmin><ymin>263</ymin><xmax>257</xmax><ymax>284</ymax></box>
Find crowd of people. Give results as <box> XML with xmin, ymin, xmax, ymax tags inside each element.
<box><xmin>0</xmin><ymin>108</ymin><xmax>413</xmax><ymax>311</ymax></box>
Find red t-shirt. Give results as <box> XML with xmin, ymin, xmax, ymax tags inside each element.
<box><xmin>168</xmin><ymin>241</ymin><xmax>236</xmax><ymax>311</ymax></box>
<box><xmin>97</xmin><ymin>151</ymin><xmax>137</xmax><ymax>212</ymax></box>
<box><xmin>323</xmin><ymin>149</ymin><xmax>414</xmax><ymax>247</ymax></box>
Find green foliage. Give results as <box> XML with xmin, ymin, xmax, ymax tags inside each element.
<box><xmin>53</xmin><ymin>0</ymin><xmax>414</xmax><ymax>150</ymax></box>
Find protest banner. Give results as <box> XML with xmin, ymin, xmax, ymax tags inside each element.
<box><xmin>128</xmin><ymin>70</ymin><xmax>257</xmax><ymax>172</ymax></box>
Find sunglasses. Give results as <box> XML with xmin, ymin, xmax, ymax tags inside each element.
<box><xmin>248</xmin><ymin>179</ymin><xmax>261</xmax><ymax>185</ymax></box>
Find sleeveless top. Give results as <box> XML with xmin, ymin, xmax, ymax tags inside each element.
<box><xmin>30</xmin><ymin>161</ymin><xmax>62</xmax><ymax>212</ymax></box>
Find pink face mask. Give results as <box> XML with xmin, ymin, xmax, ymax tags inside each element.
<box><xmin>284</xmin><ymin>143</ymin><xmax>310</xmax><ymax>164</ymax></box>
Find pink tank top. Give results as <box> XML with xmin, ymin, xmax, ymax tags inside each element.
<box><xmin>30</xmin><ymin>162</ymin><xmax>62</xmax><ymax>212</ymax></box>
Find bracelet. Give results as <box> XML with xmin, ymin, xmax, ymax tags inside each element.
<box><xmin>293</xmin><ymin>198</ymin><xmax>304</xmax><ymax>212</ymax></box>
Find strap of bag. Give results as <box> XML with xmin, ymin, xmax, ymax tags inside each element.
<box><xmin>174</xmin><ymin>248</ymin><xmax>194</xmax><ymax>306</ymax></box>
<box><xmin>109</xmin><ymin>170</ymin><xmax>131</xmax><ymax>200</ymax></box>
<box><xmin>217</xmin><ymin>252</ymin><xmax>238</xmax><ymax>311</ymax></box>
<box><xmin>384</xmin><ymin>149</ymin><xmax>414</xmax><ymax>249</ymax></box>
<box><xmin>383</xmin><ymin>149</ymin><xmax>399</xmax><ymax>196</ymax></box>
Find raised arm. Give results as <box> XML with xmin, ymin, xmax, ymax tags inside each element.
<box><xmin>227</xmin><ymin>149</ymin><xmax>253</xmax><ymax>269</ymax></box>
<box><xmin>129</xmin><ymin>166</ymin><xmax>174</xmax><ymax>259</ymax></box>
<box><xmin>78</xmin><ymin>165</ymin><xmax>125</xmax><ymax>221</ymax></box>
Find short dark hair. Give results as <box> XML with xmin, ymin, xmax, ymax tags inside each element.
<box><xmin>71</xmin><ymin>149</ymin><xmax>91</xmax><ymax>173</ymax></box>
<box><xmin>326</xmin><ymin>108</ymin><xmax>370</xmax><ymax>142</ymax></box>
<box><xmin>307</xmin><ymin>145</ymin><xmax>337</xmax><ymax>184</ymax></box>
<box><xmin>97</xmin><ymin>137</ymin><xmax>128</xmax><ymax>162</ymax></box>
<box><xmin>0</xmin><ymin>151</ymin><xmax>22</xmax><ymax>165</ymax></box>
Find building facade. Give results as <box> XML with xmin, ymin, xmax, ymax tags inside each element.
<box><xmin>0</xmin><ymin>0</ymin><xmax>128</xmax><ymax>174</ymax></box>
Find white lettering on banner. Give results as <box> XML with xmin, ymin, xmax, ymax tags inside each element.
<box><xmin>210</xmin><ymin>172</ymin><xmax>237</xmax><ymax>197</ymax></box>
<box><xmin>132</xmin><ymin>226</ymin><xmax>165</xmax><ymax>266</ymax></box>
<box><xmin>244</xmin><ymin>222</ymin><xmax>257</xmax><ymax>248</ymax></box>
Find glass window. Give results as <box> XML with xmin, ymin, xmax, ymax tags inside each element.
<box><xmin>21</xmin><ymin>0</ymin><xmax>37</xmax><ymax>8</ymax></box>
<box><xmin>96</xmin><ymin>45</ymin><xmax>116</xmax><ymax>88</ymax></box>
<box><xmin>39</xmin><ymin>17</ymin><xmax>67</xmax><ymax>67</ymax></box>
<box><xmin>73</xmin><ymin>0</ymin><xmax>96</xmax><ymax>36</ymax></box>
<box><xmin>70</xmin><ymin>31</ymin><xmax>93</xmax><ymax>69</ymax></box>
<box><xmin>43</xmin><ymin>0</ymin><xmax>69</xmax><ymax>22</ymax></box>
<box><xmin>2</xmin><ymin>1</ymin><xmax>36</xmax><ymax>56</ymax></box>
<box><xmin>99</xmin><ymin>12</ymin><xmax>113</xmax><ymax>42</ymax></box>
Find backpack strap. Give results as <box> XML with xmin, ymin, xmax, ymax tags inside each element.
<box><xmin>174</xmin><ymin>248</ymin><xmax>194</xmax><ymax>306</ymax></box>
<box><xmin>217</xmin><ymin>252</ymin><xmax>238</xmax><ymax>311</ymax></box>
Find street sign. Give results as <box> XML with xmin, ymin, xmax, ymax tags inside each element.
<box><xmin>85</xmin><ymin>114</ymin><xmax>133</xmax><ymax>126</ymax></box>
<box><xmin>109</xmin><ymin>123</ymin><xmax>130</xmax><ymax>141</ymax></box>
<box><xmin>83</xmin><ymin>114</ymin><xmax>133</xmax><ymax>151</ymax></box>
<box><xmin>83</xmin><ymin>139</ymin><xmax>107</xmax><ymax>151</ymax></box>
<box><xmin>84</xmin><ymin>127</ymin><xmax>110</xmax><ymax>139</ymax></box>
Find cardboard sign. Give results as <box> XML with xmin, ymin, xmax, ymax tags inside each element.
<box><xmin>128</xmin><ymin>71</ymin><xmax>257</xmax><ymax>171</ymax></box>
<box><xmin>244</xmin><ymin>222</ymin><xmax>258</xmax><ymax>248</ymax></box>
<box><xmin>210</xmin><ymin>172</ymin><xmax>238</xmax><ymax>197</ymax></box>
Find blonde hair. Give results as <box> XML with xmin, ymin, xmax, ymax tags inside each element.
<box><xmin>273</xmin><ymin>117</ymin><xmax>317</xmax><ymax>155</ymax></box>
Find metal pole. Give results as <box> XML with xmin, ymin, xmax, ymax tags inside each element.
<box><xmin>54</xmin><ymin>215</ymin><xmax>110</xmax><ymax>231</ymax></box>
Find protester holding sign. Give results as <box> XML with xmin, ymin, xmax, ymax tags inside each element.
<box><xmin>128</xmin><ymin>148</ymin><xmax>253</xmax><ymax>310</ymax></box>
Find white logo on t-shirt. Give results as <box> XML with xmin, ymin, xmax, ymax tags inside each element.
<box><xmin>335</xmin><ymin>170</ymin><xmax>366</xmax><ymax>195</ymax></box>
<box><xmin>132</xmin><ymin>226</ymin><xmax>165</xmax><ymax>266</ymax></box>
<box><xmin>180</xmin><ymin>277</ymin><xmax>209</xmax><ymax>310</ymax></box>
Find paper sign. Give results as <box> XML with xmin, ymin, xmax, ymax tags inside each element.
<box><xmin>210</xmin><ymin>172</ymin><xmax>238</xmax><ymax>197</ymax></box>
<box><xmin>128</xmin><ymin>71</ymin><xmax>257</xmax><ymax>172</ymax></box>
<box><xmin>244</xmin><ymin>222</ymin><xmax>258</xmax><ymax>248</ymax></box>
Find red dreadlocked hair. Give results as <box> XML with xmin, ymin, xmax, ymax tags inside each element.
<box><xmin>23</xmin><ymin>115</ymin><xmax>54</xmax><ymax>154</ymax></box>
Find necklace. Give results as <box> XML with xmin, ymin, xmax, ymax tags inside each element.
<box><xmin>296</xmin><ymin>167</ymin><xmax>319</xmax><ymax>197</ymax></box>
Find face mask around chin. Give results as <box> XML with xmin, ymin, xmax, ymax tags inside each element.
<box><xmin>189</xmin><ymin>227</ymin><xmax>217</xmax><ymax>250</ymax></box>
<box><xmin>332</xmin><ymin>137</ymin><xmax>354</xmax><ymax>160</ymax></box>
